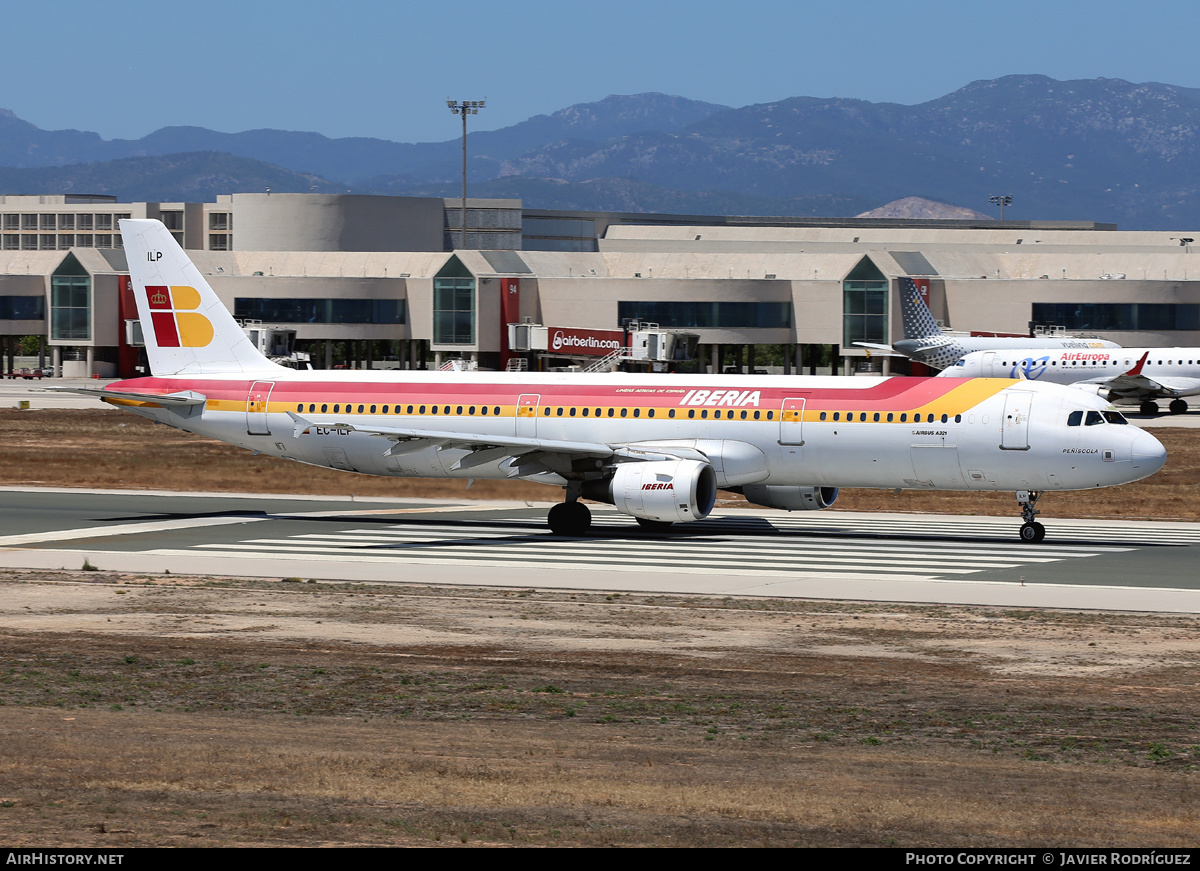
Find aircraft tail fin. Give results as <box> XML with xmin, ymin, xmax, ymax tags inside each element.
<box><xmin>120</xmin><ymin>219</ymin><xmax>278</xmax><ymax>376</ymax></box>
<box><xmin>898</xmin><ymin>277</ymin><xmax>945</xmax><ymax>341</ymax></box>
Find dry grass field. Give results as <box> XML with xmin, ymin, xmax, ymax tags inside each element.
<box><xmin>0</xmin><ymin>574</ymin><xmax>1198</xmax><ymax>847</ymax></box>
<box><xmin>0</xmin><ymin>408</ymin><xmax>1198</xmax><ymax>847</ymax></box>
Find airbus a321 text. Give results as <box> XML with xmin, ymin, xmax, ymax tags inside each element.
<box><xmin>941</xmin><ymin>348</ymin><xmax>1200</xmax><ymax>416</ymax></box>
<box><xmin>62</xmin><ymin>220</ymin><xmax>1167</xmax><ymax>545</ymax></box>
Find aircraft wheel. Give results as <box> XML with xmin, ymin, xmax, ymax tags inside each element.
<box><xmin>1019</xmin><ymin>521</ymin><xmax>1046</xmax><ymax>543</ymax></box>
<box><xmin>1169</xmin><ymin>399</ymin><xmax>1189</xmax><ymax>415</ymax></box>
<box><xmin>548</xmin><ymin>501</ymin><xmax>591</xmax><ymax>536</ymax></box>
<box><xmin>1140</xmin><ymin>400</ymin><xmax>1160</xmax><ymax>416</ymax></box>
<box><xmin>636</xmin><ymin>517</ymin><xmax>674</xmax><ymax>533</ymax></box>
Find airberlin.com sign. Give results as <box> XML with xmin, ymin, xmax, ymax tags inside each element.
<box><xmin>550</xmin><ymin>327</ymin><xmax>624</xmax><ymax>357</ymax></box>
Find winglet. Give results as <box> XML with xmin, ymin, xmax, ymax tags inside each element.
<box><xmin>1126</xmin><ymin>351</ymin><xmax>1150</xmax><ymax>376</ymax></box>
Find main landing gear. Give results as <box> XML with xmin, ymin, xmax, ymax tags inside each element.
<box><xmin>1144</xmin><ymin>398</ymin><xmax>1189</xmax><ymax>415</ymax></box>
<box><xmin>548</xmin><ymin>499</ymin><xmax>591</xmax><ymax>536</ymax></box>
<box><xmin>1017</xmin><ymin>489</ymin><xmax>1046</xmax><ymax>543</ymax></box>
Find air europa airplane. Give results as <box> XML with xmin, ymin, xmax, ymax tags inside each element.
<box><xmin>855</xmin><ymin>278</ymin><xmax>1121</xmax><ymax>370</ymax></box>
<box><xmin>65</xmin><ymin>220</ymin><xmax>1166</xmax><ymax>544</ymax></box>
<box><xmin>941</xmin><ymin>348</ymin><xmax>1200</xmax><ymax>416</ymax></box>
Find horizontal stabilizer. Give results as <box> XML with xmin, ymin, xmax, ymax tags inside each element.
<box><xmin>46</xmin><ymin>386</ymin><xmax>207</xmax><ymax>407</ymax></box>
<box><xmin>851</xmin><ymin>342</ymin><xmax>906</xmax><ymax>357</ymax></box>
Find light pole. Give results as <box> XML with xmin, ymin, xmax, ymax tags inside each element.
<box><xmin>447</xmin><ymin>99</ymin><xmax>486</xmax><ymax>250</ymax></box>
<box><xmin>989</xmin><ymin>194</ymin><xmax>1012</xmax><ymax>220</ymax></box>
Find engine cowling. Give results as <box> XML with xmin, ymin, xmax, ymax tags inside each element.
<box><xmin>582</xmin><ymin>459</ymin><xmax>717</xmax><ymax>523</ymax></box>
<box><xmin>741</xmin><ymin>484</ymin><xmax>839</xmax><ymax>511</ymax></box>
<box><xmin>1070</xmin><ymin>383</ymin><xmax>1112</xmax><ymax>399</ymax></box>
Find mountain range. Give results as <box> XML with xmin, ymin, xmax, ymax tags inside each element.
<box><xmin>4</xmin><ymin>75</ymin><xmax>1200</xmax><ymax>229</ymax></box>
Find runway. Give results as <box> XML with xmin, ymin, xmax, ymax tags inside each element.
<box><xmin>1</xmin><ymin>487</ymin><xmax>1198</xmax><ymax>613</ymax></box>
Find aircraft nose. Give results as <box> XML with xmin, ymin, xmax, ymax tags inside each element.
<box><xmin>1130</xmin><ymin>429</ymin><xmax>1167</xmax><ymax>478</ymax></box>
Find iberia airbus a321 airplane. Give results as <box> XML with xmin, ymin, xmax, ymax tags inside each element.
<box><xmin>65</xmin><ymin>220</ymin><xmax>1167</xmax><ymax>544</ymax></box>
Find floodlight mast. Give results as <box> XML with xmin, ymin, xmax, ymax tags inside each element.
<box><xmin>989</xmin><ymin>194</ymin><xmax>1013</xmax><ymax>220</ymax></box>
<box><xmin>446</xmin><ymin>99</ymin><xmax>486</xmax><ymax>250</ymax></box>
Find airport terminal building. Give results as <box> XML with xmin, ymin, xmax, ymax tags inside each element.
<box><xmin>2</xmin><ymin>192</ymin><xmax>1198</xmax><ymax>377</ymax></box>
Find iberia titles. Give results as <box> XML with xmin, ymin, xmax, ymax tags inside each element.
<box><xmin>678</xmin><ymin>389</ymin><xmax>762</xmax><ymax>407</ymax></box>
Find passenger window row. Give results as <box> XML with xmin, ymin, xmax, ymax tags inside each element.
<box><xmin>818</xmin><ymin>411</ymin><xmax>962</xmax><ymax>423</ymax></box>
<box><xmin>290</xmin><ymin>403</ymin><xmax>975</xmax><ymax>425</ymax></box>
<box><xmin>297</xmin><ymin>403</ymin><xmax>502</xmax><ymax>416</ymax></box>
<box><xmin>998</xmin><ymin>359</ymin><xmax>1195</xmax><ymax>366</ymax></box>
<box><xmin>539</xmin><ymin>407</ymin><xmax>777</xmax><ymax>420</ymax></box>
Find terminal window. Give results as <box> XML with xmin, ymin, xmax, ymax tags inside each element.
<box><xmin>616</xmin><ymin>301</ymin><xmax>791</xmax><ymax>329</ymax></box>
<box><xmin>843</xmin><ymin>280</ymin><xmax>889</xmax><ymax>346</ymax></box>
<box><xmin>1032</xmin><ymin>302</ymin><xmax>1200</xmax><ymax>332</ymax></box>
<box><xmin>433</xmin><ymin>278</ymin><xmax>476</xmax><ymax>344</ymax></box>
<box><xmin>235</xmin><ymin>298</ymin><xmax>405</xmax><ymax>325</ymax></box>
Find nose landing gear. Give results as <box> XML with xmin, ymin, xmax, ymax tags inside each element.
<box><xmin>1017</xmin><ymin>489</ymin><xmax>1046</xmax><ymax>543</ymax></box>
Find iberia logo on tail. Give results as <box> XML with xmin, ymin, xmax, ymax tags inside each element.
<box><xmin>145</xmin><ymin>285</ymin><xmax>214</xmax><ymax>347</ymax></box>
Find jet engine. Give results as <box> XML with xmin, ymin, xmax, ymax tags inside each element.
<box><xmin>582</xmin><ymin>459</ymin><xmax>717</xmax><ymax>523</ymax></box>
<box><xmin>1069</xmin><ymin>383</ymin><xmax>1113</xmax><ymax>400</ymax></box>
<box><xmin>741</xmin><ymin>484</ymin><xmax>839</xmax><ymax>511</ymax></box>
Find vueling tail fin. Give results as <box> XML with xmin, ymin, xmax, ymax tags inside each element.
<box><xmin>897</xmin><ymin>277</ymin><xmax>944</xmax><ymax>341</ymax></box>
<box><xmin>120</xmin><ymin>219</ymin><xmax>278</xmax><ymax>376</ymax></box>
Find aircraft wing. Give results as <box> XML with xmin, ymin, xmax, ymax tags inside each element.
<box><xmin>285</xmin><ymin>412</ymin><xmax>706</xmax><ymax>474</ymax></box>
<box><xmin>45</xmin><ymin>386</ymin><xmax>208</xmax><ymax>407</ymax></box>
<box><xmin>1096</xmin><ymin>373</ymin><xmax>1200</xmax><ymax>400</ymax></box>
<box><xmin>1078</xmin><ymin>352</ymin><xmax>1200</xmax><ymax>400</ymax></box>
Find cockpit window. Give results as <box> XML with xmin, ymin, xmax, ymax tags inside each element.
<box><xmin>1067</xmin><ymin>411</ymin><xmax>1083</xmax><ymax>427</ymax></box>
<box><xmin>1103</xmin><ymin>411</ymin><xmax>1129</xmax><ymax>425</ymax></box>
<box><xmin>1085</xmin><ymin>411</ymin><xmax>1104</xmax><ymax>426</ymax></box>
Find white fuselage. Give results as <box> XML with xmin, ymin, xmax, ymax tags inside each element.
<box><xmin>943</xmin><ymin>347</ymin><xmax>1200</xmax><ymax>382</ymax></box>
<box><xmin>894</xmin><ymin>336</ymin><xmax>1122</xmax><ymax>371</ymax></box>
<box><xmin>940</xmin><ymin>348</ymin><xmax>1200</xmax><ymax>407</ymax></box>
<box><xmin>104</xmin><ymin>369</ymin><xmax>1165</xmax><ymax>496</ymax></box>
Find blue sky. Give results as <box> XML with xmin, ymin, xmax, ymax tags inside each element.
<box><xmin>10</xmin><ymin>0</ymin><xmax>1200</xmax><ymax>144</ymax></box>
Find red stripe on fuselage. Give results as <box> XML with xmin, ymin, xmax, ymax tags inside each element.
<box><xmin>105</xmin><ymin>375</ymin><xmax>984</xmax><ymax>411</ymax></box>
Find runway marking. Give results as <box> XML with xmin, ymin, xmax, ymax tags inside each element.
<box><xmin>0</xmin><ymin>515</ymin><xmax>270</xmax><ymax>548</ymax></box>
<box><xmin>590</xmin><ymin>512</ymin><xmax>1200</xmax><ymax>546</ymax></box>
<box><xmin>253</xmin><ymin>502</ymin><xmax>1200</xmax><ymax>548</ymax></box>
<box><xmin>138</xmin><ymin>547</ymin><xmax>993</xmax><ymax>584</ymax></box>
<box><xmin>12</xmin><ymin>508</ymin><xmax>1198</xmax><ymax>587</ymax></box>
<box><xmin>161</xmin><ymin>513</ymin><xmax>1141</xmax><ymax>582</ymax></box>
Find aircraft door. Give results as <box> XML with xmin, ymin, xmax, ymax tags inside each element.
<box><xmin>246</xmin><ymin>380</ymin><xmax>276</xmax><ymax>435</ymax></box>
<box><xmin>981</xmin><ymin>352</ymin><xmax>997</xmax><ymax>378</ymax></box>
<box><xmin>779</xmin><ymin>397</ymin><xmax>806</xmax><ymax>446</ymax></box>
<box><xmin>516</xmin><ymin>394</ymin><xmax>540</xmax><ymax>438</ymax></box>
<box><xmin>999</xmin><ymin>390</ymin><xmax>1033</xmax><ymax>451</ymax></box>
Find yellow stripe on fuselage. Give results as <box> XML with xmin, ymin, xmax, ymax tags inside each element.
<box><xmin>204</xmin><ymin>378</ymin><xmax>1021</xmax><ymax>422</ymax></box>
